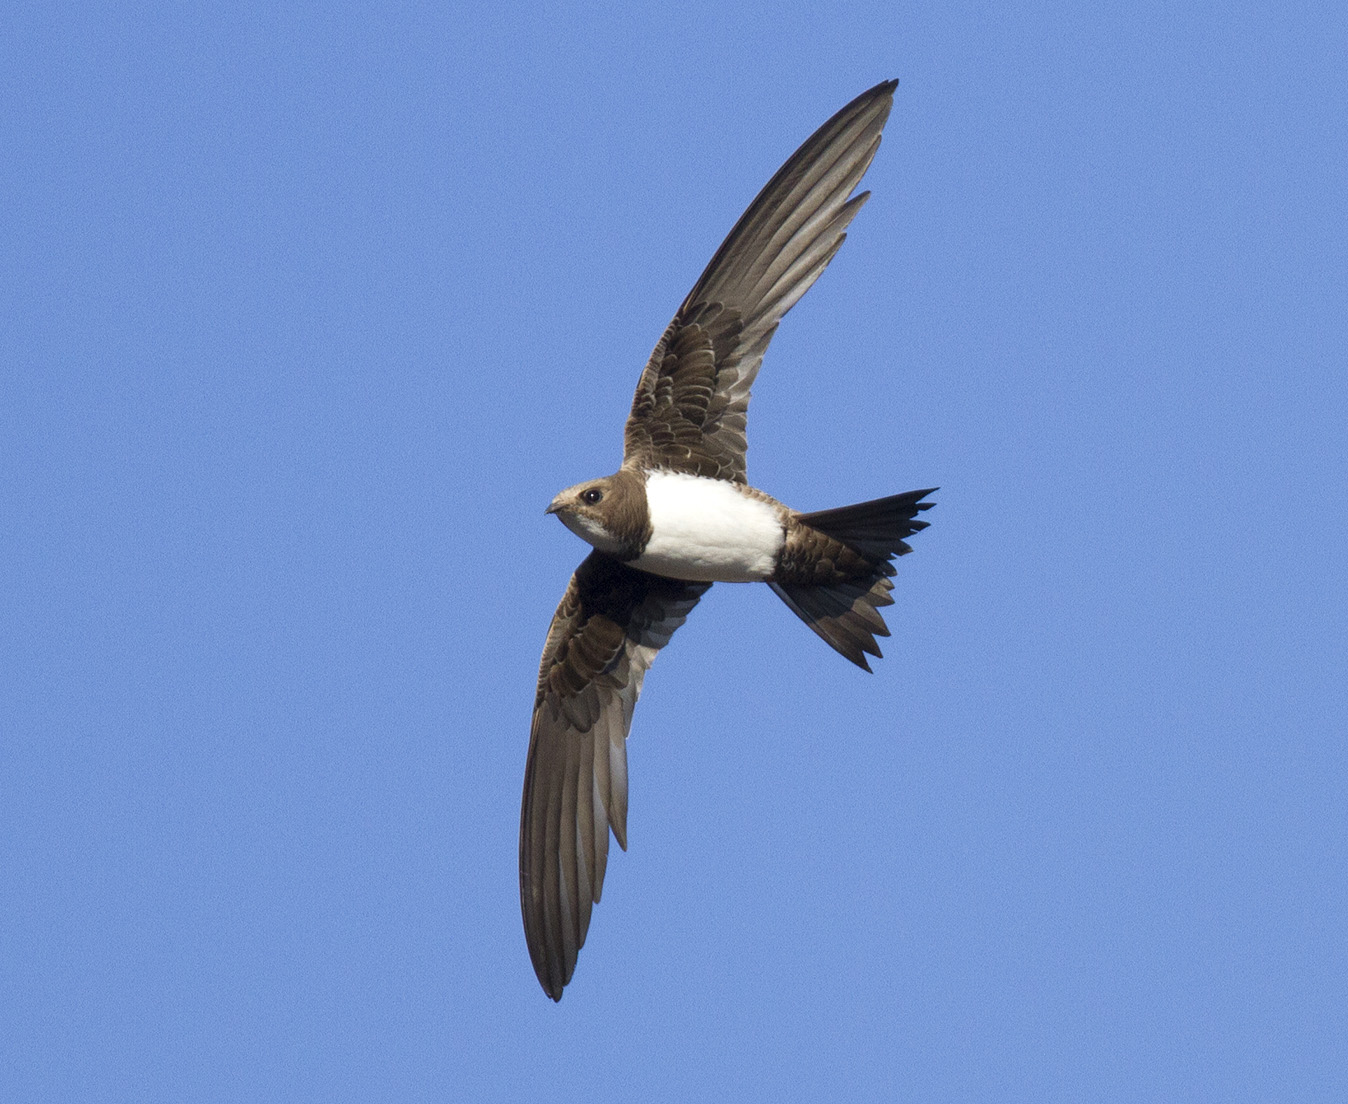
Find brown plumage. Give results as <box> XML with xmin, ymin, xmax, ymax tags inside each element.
<box><xmin>623</xmin><ymin>81</ymin><xmax>892</xmax><ymax>483</ymax></box>
<box><xmin>772</xmin><ymin>489</ymin><xmax>937</xmax><ymax>672</ymax></box>
<box><xmin>522</xmin><ymin>553</ymin><xmax>708</xmax><ymax>1000</ymax></box>
<box><xmin>521</xmin><ymin>80</ymin><xmax>935</xmax><ymax>1001</ymax></box>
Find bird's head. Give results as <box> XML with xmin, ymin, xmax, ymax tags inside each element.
<box><xmin>546</xmin><ymin>470</ymin><xmax>650</xmax><ymax>559</ymax></box>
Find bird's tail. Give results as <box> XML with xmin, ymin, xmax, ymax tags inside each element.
<box><xmin>769</xmin><ymin>488</ymin><xmax>936</xmax><ymax>671</ymax></box>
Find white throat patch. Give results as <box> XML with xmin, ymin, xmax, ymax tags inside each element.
<box><xmin>557</xmin><ymin>510</ymin><xmax>626</xmax><ymax>557</ymax></box>
<box><xmin>631</xmin><ymin>471</ymin><xmax>785</xmax><ymax>582</ymax></box>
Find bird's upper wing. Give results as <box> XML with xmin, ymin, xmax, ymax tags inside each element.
<box><xmin>520</xmin><ymin>551</ymin><xmax>710</xmax><ymax>1000</ymax></box>
<box><xmin>623</xmin><ymin>79</ymin><xmax>897</xmax><ymax>483</ymax></box>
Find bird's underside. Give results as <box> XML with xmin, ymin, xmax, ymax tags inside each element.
<box><xmin>520</xmin><ymin>79</ymin><xmax>935</xmax><ymax>1001</ymax></box>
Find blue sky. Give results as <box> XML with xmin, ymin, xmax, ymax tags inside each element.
<box><xmin>3</xmin><ymin>2</ymin><xmax>1346</xmax><ymax>1100</ymax></box>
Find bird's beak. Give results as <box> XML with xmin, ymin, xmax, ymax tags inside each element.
<box><xmin>544</xmin><ymin>497</ymin><xmax>563</xmax><ymax>516</ymax></box>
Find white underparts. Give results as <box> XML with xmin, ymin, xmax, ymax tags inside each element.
<box><xmin>632</xmin><ymin>471</ymin><xmax>785</xmax><ymax>582</ymax></box>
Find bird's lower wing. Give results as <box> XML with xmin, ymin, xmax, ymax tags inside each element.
<box><xmin>520</xmin><ymin>551</ymin><xmax>710</xmax><ymax>1000</ymax></box>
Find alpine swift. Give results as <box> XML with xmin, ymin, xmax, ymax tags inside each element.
<box><xmin>520</xmin><ymin>79</ymin><xmax>935</xmax><ymax>1000</ymax></box>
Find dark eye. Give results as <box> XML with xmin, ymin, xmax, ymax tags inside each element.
<box><xmin>581</xmin><ymin>488</ymin><xmax>603</xmax><ymax>506</ymax></box>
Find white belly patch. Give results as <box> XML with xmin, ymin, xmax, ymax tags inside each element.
<box><xmin>631</xmin><ymin>471</ymin><xmax>785</xmax><ymax>582</ymax></box>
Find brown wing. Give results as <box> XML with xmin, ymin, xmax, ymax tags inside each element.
<box><xmin>623</xmin><ymin>79</ymin><xmax>898</xmax><ymax>483</ymax></box>
<box><xmin>520</xmin><ymin>551</ymin><xmax>710</xmax><ymax>1001</ymax></box>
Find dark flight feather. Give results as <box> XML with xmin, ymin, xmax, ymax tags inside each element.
<box><xmin>520</xmin><ymin>553</ymin><xmax>708</xmax><ymax>1000</ymax></box>
<box><xmin>623</xmin><ymin>81</ymin><xmax>898</xmax><ymax>483</ymax></box>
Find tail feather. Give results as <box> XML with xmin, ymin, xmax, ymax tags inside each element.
<box><xmin>796</xmin><ymin>487</ymin><xmax>936</xmax><ymax>558</ymax></box>
<box><xmin>771</xmin><ymin>488</ymin><xmax>935</xmax><ymax>671</ymax></box>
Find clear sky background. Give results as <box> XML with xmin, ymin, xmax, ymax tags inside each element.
<box><xmin>3</xmin><ymin>2</ymin><xmax>1346</xmax><ymax>1101</ymax></box>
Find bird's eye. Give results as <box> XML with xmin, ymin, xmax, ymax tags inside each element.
<box><xmin>581</xmin><ymin>488</ymin><xmax>603</xmax><ymax>506</ymax></box>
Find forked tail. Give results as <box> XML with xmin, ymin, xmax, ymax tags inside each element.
<box><xmin>770</xmin><ymin>487</ymin><xmax>936</xmax><ymax>671</ymax></box>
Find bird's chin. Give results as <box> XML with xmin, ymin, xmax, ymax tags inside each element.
<box><xmin>556</xmin><ymin>512</ymin><xmax>623</xmax><ymax>557</ymax></box>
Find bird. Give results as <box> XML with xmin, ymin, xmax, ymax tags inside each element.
<box><xmin>520</xmin><ymin>79</ymin><xmax>935</xmax><ymax>1001</ymax></box>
